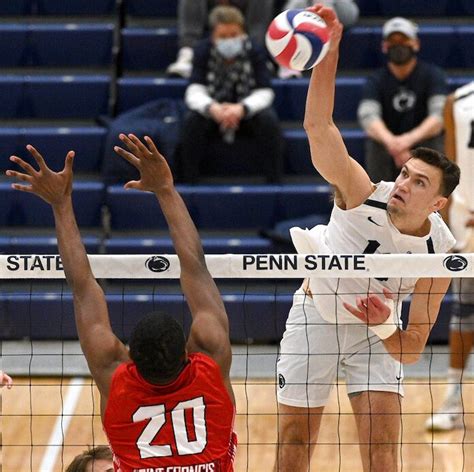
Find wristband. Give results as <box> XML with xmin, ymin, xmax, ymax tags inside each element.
<box><xmin>368</xmin><ymin>298</ymin><xmax>398</xmax><ymax>339</ymax></box>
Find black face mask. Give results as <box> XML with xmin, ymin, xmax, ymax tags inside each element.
<box><xmin>387</xmin><ymin>45</ymin><xmax>416</xmax><ymax>65</ymax></box>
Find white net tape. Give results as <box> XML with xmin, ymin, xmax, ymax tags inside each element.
<box><xmin>0</xmin><ymin>253</ymin><xmax>473</xmax><ymax>279</ymax></box>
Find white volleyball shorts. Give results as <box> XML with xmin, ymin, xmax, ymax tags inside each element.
<box><xmin>277</xmin><ymin>290</ymin><xmax>405</xmax><ymax>408</ymax></box>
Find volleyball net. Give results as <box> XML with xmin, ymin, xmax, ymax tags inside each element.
<box><xmin>1</xmin><ymin>253</ymin><xmax>473</xmax><ymax>471</ymax></box>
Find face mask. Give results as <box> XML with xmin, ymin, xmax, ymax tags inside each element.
<box><xmin>387</xmin><ymin>45</ymin><xmax>416</xmax><ymax>65</ymax></box>
<box><xmin>215</xmin><ymin>36</ymin><xmax>244</xmax><ymax>59</ymax></box>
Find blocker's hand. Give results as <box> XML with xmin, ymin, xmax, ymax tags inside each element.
<box><xmin>343</xmin><ymin>288</ymin><xmax>394</xmax><ymax>326</ymax></box>
<box><xmin>5</xmin><ymin>145</ymin><xmax>75</xmax><ymax>206</ymax></box>
<box><xmin>114</xmin><ymin>134</ymin><xmax>173</xmax><ymax>193</ymax></box>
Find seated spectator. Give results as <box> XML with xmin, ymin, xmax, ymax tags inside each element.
<box><xmin>357</xmin><ymin>17</ymin><xmax>447</xmax><ymax>182</ymax></box>
<box><xmin>177</xmin><ymin>5</ymin><xmax>284</xmax><ymax>183</ymax></box>
<box><xmin>167</xmin><ymin>0</ymin><xmax>275</xmax><ymax>78</ymax></box>
<box><xmin>278</xmin><ymin>0</ymin><xmax>359</xmax><ymax>78</ymax></box>
<box><xmin>66</xmin><ymin>445</ymin><xmax>113</xmax><ymax>472</ymax></box>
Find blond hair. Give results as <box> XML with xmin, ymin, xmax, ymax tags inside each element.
<box><xmin>209</xmin><ymin>5</ymin><xmax>245</xmax><ymax>30</ymax></box>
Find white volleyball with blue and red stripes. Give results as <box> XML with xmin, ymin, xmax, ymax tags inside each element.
<box><xmin>265</xmin><ymin>9</ymin><xmax>330</xmax><ymax>71</ymax></box>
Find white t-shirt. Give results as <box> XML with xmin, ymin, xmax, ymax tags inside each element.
<box><xmin>291</xmin><ymin>181</ymin><xmax>456</xmax><ymax>325</ymax></box>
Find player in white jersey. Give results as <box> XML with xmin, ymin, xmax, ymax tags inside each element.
<box><xmin>425</xmin><ymin>81</ymin><xmax>474</xmax><ymax>431</ymax></box>
<box><xmin>274</xmin><ymin>5</ymin><xmax>460</xmax><ymax>472</ymax></box>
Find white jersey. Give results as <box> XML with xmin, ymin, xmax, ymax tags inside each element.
<box><xmin>291</xmin><ymin>181</ymin><xmax>456</xmax><ymax>325</ymax></box>
<box><xmin>450</xmin><ymin>81</ymin><xmax>474</xmax><ymax>250</ymax></box>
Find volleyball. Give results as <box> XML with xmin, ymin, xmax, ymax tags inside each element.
<box><xmin>265</xmin><ymin>9</ymin><xmax>330</xmax><ymax>71</ymax></box>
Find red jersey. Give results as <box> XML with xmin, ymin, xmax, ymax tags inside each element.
<box><xmin>104</xmin><ymin>352</ymin><xmax>236</xmax><ymax>472</ymax></box>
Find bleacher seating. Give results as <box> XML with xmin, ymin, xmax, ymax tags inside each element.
<box><xmin>0</xmin><ymin>0</ymin><xmax>473</xmax><ymax>345</ymax></box>
<box><xmin>0</xmin><ymin>127</ymin><xmax>106</xmax><ymax>173</ymax></box>
<box><xmin>0</xmin><ymin>76</ymin><xmax>110</xmax><ymax>119</ymax></box>
<box><xmin>0</xmin><ymin>182</ymin><xmax>104</xmax><ymax>227</ymax></box>
<box><xmin>0</xmin><ymin>291</ymin><xmax>453</xmax><ymax>343</ymax></box>
<box><xmin>106</xmin><ymin>184</ymin><xmax>332</xmax><ymax>231</ymax></box>
<box><xmin>105</xmin><ymin>237</ymin><xmax>274</xmax><ymax>255</ymax></box>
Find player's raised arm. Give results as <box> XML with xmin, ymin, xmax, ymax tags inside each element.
<box><xmin>114</xmin><ymin>135</ymin><xmax>232</xmax><ymax>383</ymax></box>
<box><xmin>304</xmin><ymin>4</ymin><xmax>372</xmax><ymax>209</ymax></box>
<box><xmin>0</xmin><ymin>370</ymin><xmax>13</xmax><ymax>389</ymax></box>
<box><xmin>6</xmin><ymin>146</ymin><xmax>129</xmax><ymax>399</ymax></box>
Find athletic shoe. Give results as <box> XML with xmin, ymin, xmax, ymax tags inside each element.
<box><xmin>425</xmin><ymin>396</ymin><xmax>464</xmax><ymax>431</ymax></box>
<box><xmin>167</xmin><ymin>47</ymin><xmax>193</xmax><ymax>79</ymax></box>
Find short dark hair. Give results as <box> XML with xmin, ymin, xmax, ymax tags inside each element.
<box><xmin>410</xmin><ymin>147</ymin><xmax>460</xmax><ymax>197</ymax></box>
<box><xmin>129</xmin><ymin>312</ymin><xmax>186</xmax><ymax>383</ymax></box>
<box><xmin>66</xmin><ymin>445</ymin><xmax>112</xmax><ymax>472</ymax></box>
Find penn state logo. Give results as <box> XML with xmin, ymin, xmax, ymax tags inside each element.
<box><xmin>145</xmin><ymin>256</ymin><xmax>170</xmax><ymax>273</ymax></box>
<box><xmin>278</xmin><ymin>374</ymin><xmax>286</xmax><ymax>389</ymax></box>
<box><xmin>443</xmin><ymin>255</ymin><xmax>468</xmax><ymax>272</ymax></box>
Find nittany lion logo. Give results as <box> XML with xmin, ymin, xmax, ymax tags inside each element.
<box><xmin>145</xmin><ymin>256</ymin><xmax>170</xmax><ymax>273</ymax></box>
<box><xmin>443</xmin><ymin>255</ymin><xmax>468</xmax><ymax>272</ymax></box>
<box><xmin>278</xmin><ymin>374</ymin><xmax>286</xmax><ymax>389</ymax></box>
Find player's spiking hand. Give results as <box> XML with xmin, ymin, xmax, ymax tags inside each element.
<box><xmin>5</xmin><ymin>145</ymin><xmax>75</xmax><ymax>207</ymax></box>
<box><xmin>0</xmin><ymin>370</ymin><xmax>13</xmax><ymax>389</ymax></box>
<box><xmin>306</xmin><ymin>3</ymin><xmax>343</xmax><ymax>53</ymax></box>
<box><xmin>114</xmin><ymin>134</ymin><xmax>173</xmax><ymax>194</ymax></box>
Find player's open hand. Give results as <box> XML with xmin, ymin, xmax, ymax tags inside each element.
<box><xmin>343</xmin><ymin>288</ymin><xmax>394</xmax><ymax>326</ymax></box>
<box><xmin>0</xmin><ymin>370</ymin><xmax>13</xmax><ymax>389</ymax></box>
<box><xmin>5</xmin><ymin>145</ymin><xmax>75</xmax><ymax>206</ymax></box>
<box><xmin>114</xmin><ymin>134</ymin><xmax>173</xmax><ymax>193</ymax></box>
<box><xmin>307</xmin><ymin>3</ymin><xmax>343</xmax><ymax>52</ymax></box>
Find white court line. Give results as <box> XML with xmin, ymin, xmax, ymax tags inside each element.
<box><xmin>39</xmin><ymin>377</ymin><xmax>84</xmax><ymax>472</ymax></box>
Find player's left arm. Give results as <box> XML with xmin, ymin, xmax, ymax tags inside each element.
<box><xmin>6</xmin><ymin>146</ymin><xmax>129</xmax><ymax>398</ymax></box>
<box><xmin>383</xmin><ymin>277</ymin><xmax>451</xmax><ymax>364</ymax></box>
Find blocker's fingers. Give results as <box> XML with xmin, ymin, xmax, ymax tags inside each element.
<box><xmin>383</xmin><ymin>288</ymin><xmax>395</xmax><ymax>300</ymax></box>
<box><xmin>124</xmin><ymin>180</ymin><xmax>140</xmax><ymax>190</ymax></box>
<box><xmin>9</xmin><ymin>156</ymin><xmax>37</xmax><ymax>175</ymax></box>
<box><xmin>5</xmin><ymin>170</ymin><xmax>32</xmax><ymax>182</ymax></box>
<box><xmin>64</xmin><ymin>151</ymin><xmax>75</xmax><ymax>171</ymax></box>
<box><xmin>119</xmin><ymin>133</ymin><xmax>140</xmax><ymax>155</ymax></box>
<box><xmin>343</xmin><ymin>302</ymin><xmax>367</xmax><ymax>322</ymax></box>
<box><xmin>26</xmin><ymin>145</ymin><xmax>47</xmax><ymax>171</ymax></box>
<box><xmin>114</xmin><ymin>146</ymin><xmax>140</xmax><ymax>167</ymax></box>
<box><xmin>128</xmin><ymin>134</ymin><xmax>151</xmax><ymax>156</ymax></box>
<box><xmin>11</xmin><ymin>183</ymin><xmax>33</xmax><ymax>192</ymax></box>
<box><xmin>144</xmin><ymin>136</ymin><xmax>162</xmax><ymax>157</ymax></box>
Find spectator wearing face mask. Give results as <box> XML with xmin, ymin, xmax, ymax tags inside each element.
<box><xmin>357</xmin><ymin>17</ymin><xmax>447</xmax><ymax>182</ymax></box>
<box><xmin>177</xmin><ymin>5</ymin><xmax>284</xmax><ymax>183</ymax></box>
<box><xmin>167</xmin><ymin>0</ymin><xmax>275</xmax><ymax>79</ymax></box>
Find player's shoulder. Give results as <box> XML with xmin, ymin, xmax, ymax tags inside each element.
<box><xmin>429</xmin><ymin>212</ymin><xmax>456</xmax><ymax>252</ymax></box>
<box><xmin>361</xmin><ymin>181</ymin><xmax>394</xmax><ymax>207</ymax></box>
<box><xmin>454</xmin><ymin>81</ymin><xmax>474</xmax><ymax>101</ymax></box>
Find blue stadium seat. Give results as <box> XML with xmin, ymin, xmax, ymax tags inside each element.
<box><xmin>284</xmin><ymin>128</ymin><xmax>365</xmax><ymax>174</ymax></box>
<box><xmin>356</xmin><ymin>0</ymin><xmax>382</xmax><ymax>16</ymax></box>
<box><xmin>36</xmin><ymin>0</ymin><xmax>116</xmax><ymax>15</ymax></box>
<box><xmin>0</xmin><ymin>76</ymin><xmax>110</xmax><ymax>119</ymax></box>
<box><xmin>27</xmin><ymin>76</ymin><xmax>110</xmax><ymax>119</ymax></box>
<box><xmin>0</xmin><ymin>77</ymin><xmax>26</xmax><ymax>119</ymax></box>
<box><xmin>2</xmin><ymin>182</ymin><xmax>104</xmax><ymax>227</ymax></box>
<box><xmin>379</xmin><ymin>0</ymin><xmax>448</xmax><ymax>16</ymax></box>
<box><xmin>0</xmin><ymin>237</ymin><xmax>9</xmax><ymax>252</ymax></box>
<box><xmin>448</xmin><ymin>77</ymin><xmax>474</xmax><ymax>93</ymax></box>
<box><xmin>126</xmin><ymin>0</ymin><xmax>178</xmax><ymax>17</ymax></box>
<box><xmin>0</xmin><ymin>26</ymin><xmax>28</xmax><ymax>67</ymax></box>
<box><xmin>0</xmin><ymin>127</ymin><xmax>106</xmax><ymax>173</ymax></box>
<box><xmin>117</xmin><ymin>78</ymin><xmax>186</xmax><ymax>114</ymax></box>
<box><xmin>106</xmin><ymin>185</ymin><xmax>193</xmax><ymax>230</ymax></box>
<box><xmin>457</xmin><ymin>26</ymin><xmax>474</xmax><ymax>68</ymax></box>
<box><xmin>122</xmin><ymin>28</ymin><xmax>177</xmax><ymax>71</ymax></box>
<box><xmin>418</xmin><ymin>26</ymin><xmax>456</xmax><ymax>68</ymax></box>
<box><xmin>339</xmin><ymin>27</ymin><xmax>381</xmax><ymax>70</ymax></box>
<box><xmin>106</xmin><ymin>185</ymin><xmax>333</xmax><ymax>231</ymax></box>
<box><xmin>190</xmin><ymin>186</ymin><xmax>277</xmax><ymax>230</ymax></box>
<box><xmin>276</xmin><ymin>185</ymin><xmax>332</xmax><ymax>221</ymax></box>
<box><xmin>105</xmin><ymin>237</ymin><xmax>273</xmax><ymax>254</ymax></box>
<box><xmin>6</xmin><ymin>236</ymin><xmax>100</xmax><ymax>254</ymax></box>
<box><xmin>0</xmin><ymin>1</ymin><xmax>33</xmax><ymax>15</ymax></box>
<box><xmin>29</xmin><ymin>24</ymin><xmax>114</xmax><ymax>67</ymax></box>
